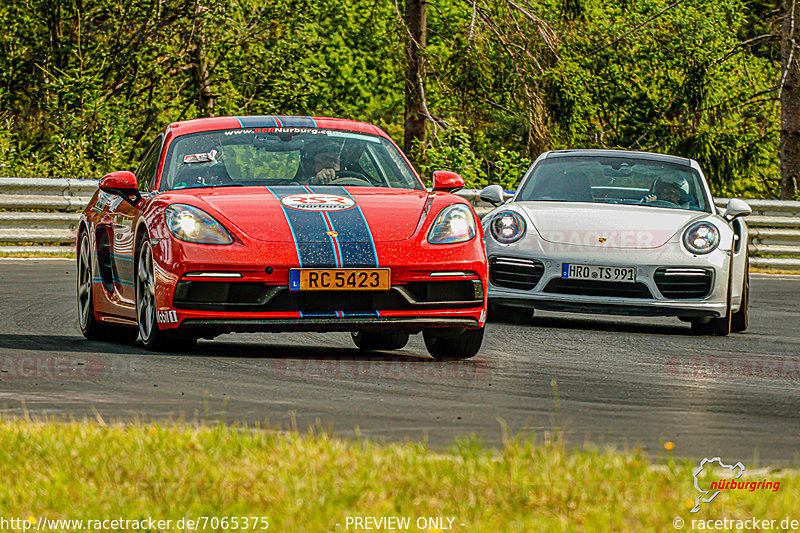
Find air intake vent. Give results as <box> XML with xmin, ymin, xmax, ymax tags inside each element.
<box><xmin>654</xmin><ymin>268</ymin><xmax>713</xmax><ymax>299</ymax></box>
<box><xmin>490</xmin><ymin>257</ymin><xmax>545</xmax><ymax>290</ymax></box>
<box><xmin>543</xmin><ymin>278</ymin><xmax>653</xmax><ymax>299</ymax></box>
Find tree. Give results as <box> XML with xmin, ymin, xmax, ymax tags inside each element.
<box><xmin>781</xmin><ymin>0</ymin><xmax>800</xmax><ymax>199</ymax></box>
<box><xmin>403</xmin><ymin>0</ymin><xmax>427</xmax><ymax>158</ymax></box>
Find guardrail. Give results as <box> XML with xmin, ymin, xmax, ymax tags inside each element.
<box><xmin>2</xmin><ymin>177</ymin><xmax>799</xmax><ymax>270</ymax></box>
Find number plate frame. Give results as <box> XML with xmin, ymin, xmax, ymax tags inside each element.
<box><xmin>561</xmin><ymin>263</ymin><xmax>637</xmax><ymax>283</ymax></box>
<box><xmin>289</xmin><ymin>268</ymin><xmax>391</xmax><ymax>291</ymax></box>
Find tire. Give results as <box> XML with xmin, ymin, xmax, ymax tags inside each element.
<box><xmin>691</xmin><ymin>317</ymin><xmax>730</xmax><ymax>336</ymax></box>
<box><xmin>487</xmin><ymin>303</ymin><xmax>534</xmax><ymax>324</ymax></box>
<box><xmin>136</xmin><ymin>239</ymin><xmax>196</xmax><ymax>351</ymax></box>
<box><xmin>77</xmin><ymin>232</ymin><xmax>137</xmax><ymax>343</ymax></box>
<box><xmin>731</xmin><ymin>258</ymin><xmax>749</xmax><ymax>333</ymax></box>
<box><xmin>351</xmin><ymin>330</ymin><xmax>410</xmax><ymax>351</ymax></box>
<box><xmin>423</xmin><ymin>327</ymin><xmax>484</xmax><ymax>361</ymax></box>
<box><xmin>692</xmin><ymin>253</ymin><xmax>737</xmax><ymax>337</ymax></box>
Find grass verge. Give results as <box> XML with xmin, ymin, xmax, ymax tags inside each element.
<box><xmin>0</xmin><ymin>420</ymin><xmax>798</xmax><ymax>531</ymax></box>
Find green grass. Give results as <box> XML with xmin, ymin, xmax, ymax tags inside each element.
<box><xmin>0</xmin><ymin>420</ymin><xmax>798</xmax><ymax>531</ymax></box>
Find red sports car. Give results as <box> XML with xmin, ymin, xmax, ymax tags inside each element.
<box><xmin>76</xmin><ymin>116</ymin><xmax>487</xmax><ymax>359</ymax></box>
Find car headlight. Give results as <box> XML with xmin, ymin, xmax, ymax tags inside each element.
<box><xmin>489</xmin><ymin>210</ymin><xmax>526</xmax><ymax>244</ymax></box>
<box><xmin>427</xmin><ymin>204</ymin><xmax>477</xmax><ymax>244</ymax></box>
<box><xmin>682</xmin><ymin>222</ymin><xmax>719</xmax><ymax>254</ymax></box>
<box><xmin>165</xmin><ymin>204</ymin><xmax>233</xmax><ymax>245</ymax></box>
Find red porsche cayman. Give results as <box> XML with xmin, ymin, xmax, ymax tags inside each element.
<box><xmin>76</xmin><ymin>116</ymin><xmax>487</xmax><ymax>359</ymax></box>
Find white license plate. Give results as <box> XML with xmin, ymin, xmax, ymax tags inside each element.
<box><xmin>562</xmin><ymin>263</ymin><xmax>636</xmax><ymax>283</ymax></box>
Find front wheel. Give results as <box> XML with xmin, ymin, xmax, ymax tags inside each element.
<box><xmin>423</xmin><ymin>327</ymin><xmax>484</xmax><ymax>361</ymax></box>
<box><xmin>136</xmin><ymin>240</ymin><xmax>196</xmax><ymax>351</ymax></box>
<box><xmin>351</xmin><ymin>330</ymin><xmax>409</xmax><ymax>351</ymax></box>
<box><xmin>731</xmin><ymin>258</ymin><xmax>749</xmax><ymax>333</ymax></box>
<box><xmin>691</xmin><ymin>316</ymin><xmax>731</xmax><ymax>336</ymax></box>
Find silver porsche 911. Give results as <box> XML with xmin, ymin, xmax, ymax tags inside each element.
<box><xmin>480</xmin><ymin>149</ymin><xmax>752</xmax><ymax>336</ymax></box>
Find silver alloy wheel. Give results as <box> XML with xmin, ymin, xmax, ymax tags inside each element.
<box><xmin>136</xmin><ymin>242</ymin><xmax>156</xmax><ymax>341</ymax></box>
<box><xmin>77</xmin><ymin>235</ymin><xmax>93</xmax><ymax>328</ymax></box>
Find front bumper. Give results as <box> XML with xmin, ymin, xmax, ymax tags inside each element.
<box><xmin>151</xmin><ymin>238</ymin><xmax>487</xmax><ymax>333</ymax></box>
<box><xmin>487</xmin><ymin>246</ymin><xmax>731</xmax><ymax>319</ymax></box>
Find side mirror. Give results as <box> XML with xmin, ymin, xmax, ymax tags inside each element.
<box><xmin>432</xmin><ymin>170</ymin><xmax>465</xmax><ymax>192</ymax></box>
<box><xmin>99</xmin><ymin>171</ymin><xmax>141</xmax><ymax>206</ymax></box>
<box><xmin>723</xmin><ymin>198</ymin><xmax>751</xmax><ymax>221</ymax></box>
<box><xmin>480</xmin><ymin>184</ymin><xmax>505</xmax><ymax>207</ymax></box>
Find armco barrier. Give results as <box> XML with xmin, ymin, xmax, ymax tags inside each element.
<box><xmin>1</xmin><ymin>177</ymin><xmax>799</xmax><ymax>270</ymax></box>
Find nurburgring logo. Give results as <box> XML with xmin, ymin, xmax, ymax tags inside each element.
<box><xmin>280</xmin><ymin>194</ymin><xmax>356</xmax><ymax>211</ymax></box>
<box><xmin>691</xmin><ymin>457</ymin><xmax>781</xmax><ymax>513</ymax></box>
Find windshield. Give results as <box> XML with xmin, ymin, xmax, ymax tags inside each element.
<box><xmin>161</xmin><ymin>128</ymin><xmax>423</xmax><ymax>191</ymax></box>
<box><xmin>515</xmin><ymin>156</ymin><xmax>710</xmax><ymax>212</ymax></box>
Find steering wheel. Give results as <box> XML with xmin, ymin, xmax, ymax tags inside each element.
<box><xmin>642</xmin><ymin>199</ymin><xmax>681</xmax><ymax>208</ymax></box>
<box><xmin>329</xmin><ymin>170</ymin><xmax>374</xmax><ymax>186</ymax></box>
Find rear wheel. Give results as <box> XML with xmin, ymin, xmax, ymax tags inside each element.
<box><xmin>423</xmin><ymin>327</ymin><xmax>484</xmax><ymax>361</ymax></box>
<box><xmin>351</xmin><ymin>330</ymin><xmax>409</xmax><ymax>351</ymax></box>
<box><xmin>77</xmin><ymin>232</ymin><xmax>136</xmax><ymax>342</ymax></box>
<box><xmin>731</xmin><ymin>258</ymin><xmax>749</xmax><ymax>333</ymax></box>
<box><xmin>136</xmin><ymin>240</ymin><xmax>196</xmax><ymax>351</ymax></box>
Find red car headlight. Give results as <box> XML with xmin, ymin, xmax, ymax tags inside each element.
<box><xmin>165</xmin><ymin>204</ymin><xmax>233</xmax><ymax>245</ymax></box>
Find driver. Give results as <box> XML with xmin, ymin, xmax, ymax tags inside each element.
<box><xmin>653</xmin><ymin>180</ymin><xmax>681</xmax><ymax>204</ymax></box>
<box><xmin>641</xmin><ymin>179</ymin><xmax>681</xmax><ymax>206</ymax></box>
<box><xmin>297</xmin><ymin>138</ymin><xmax>343</xmax><ymax>185</ymax></box>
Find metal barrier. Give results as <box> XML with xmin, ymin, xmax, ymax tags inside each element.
<box><xmin>1</xmin><ymin>177</ymin><xmax>799</xmax><ymax>270</ymax></box>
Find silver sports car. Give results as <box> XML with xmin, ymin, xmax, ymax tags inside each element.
<box><xmin>480</xmin><ymin>149</ymin><xmax>752</xmax><ymax>336</ymax></box>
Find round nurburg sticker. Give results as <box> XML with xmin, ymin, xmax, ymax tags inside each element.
<box><xmin>280</xmin><ymin>194</ymin><xmax>356</xmax><ymax>211</ymax></box>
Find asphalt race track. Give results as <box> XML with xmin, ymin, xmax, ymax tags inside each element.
<box><xmin>1</xmin><ymin>259</ymin><xmax>799</xmax><ymax>465</ymax></box>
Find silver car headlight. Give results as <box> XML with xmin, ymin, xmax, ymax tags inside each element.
<box><xmin>489</xmin><ymin>211</ymin><xmax>526</xmax><ymax>244</ymax></box>
<box><xmin>682</xmin><ymin>221</ymin><xmax>719</xmax><ymax>254</ymax></box>
<box><xmin>427</xmin><ymin>204</ymin><xmax>477</xmax><ymax>244</ymax></box>
<box><xmin>165</xmin><ymin>204</ymin><xmax>233</xmax><ymax>245</ymax></box>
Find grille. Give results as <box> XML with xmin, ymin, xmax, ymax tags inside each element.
<box><xmin>173</xmin><ymin>281</ymin><xmax>278</xmax><ymax>311</ymax></box>
<box><xmin>173</xmin><ymin>280</ymin><xmax>481</xmax><ymax>312</ymax></box>
<box><xmin>403</xmin><ymin>280</ymin><xmax>482</xmax><ymax>303</ymax></box>
<box><xmin>543</xmin><ymin>278</ymin><xmax>653</xmax><ymax>299</ymax></box>
<box><xmin>490</xmin><ymin>257</ymin><xmax>545</xmax><ymax>290</ymax></box>
<box><xmin>654</xmin><ymin>268</ymin><xmax>713</xmax><ymax>299</ymax></box>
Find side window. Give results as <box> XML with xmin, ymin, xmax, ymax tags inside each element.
<box><xmin>135</xmin><ymin>136</ymin><xmax>164</xmax><ymax>191</ymax></box>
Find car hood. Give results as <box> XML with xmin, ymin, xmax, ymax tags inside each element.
<box><xmin>172</xmin><ymin>185</ymin><xmax>429</xmax><ymax>243</ymax></box>
<box><xmin>514</xmin><ymin>201</ymin><xmax>707</xmax><ymax>249</ymax></box>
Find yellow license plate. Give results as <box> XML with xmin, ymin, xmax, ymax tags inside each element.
<box><xmin>289</xmin><ymin>268</ymin><xmax>391</xmax><ymax>291</ymax></box>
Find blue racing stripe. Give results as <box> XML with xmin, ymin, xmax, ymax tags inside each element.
<box><xmin>234</xmin><ymin>116</ymin><xmax>317</xmax><ymax>129</ymax></box>
<box><xmin>110</xmin><ymin>252</ymin><xmax>134</xmax><ymax>262</ymax></box>
<box><xmin>342</xmin><ymin>311</ymin><xmax>380</xmax><ymax>318</ymax></box>
<box><xmin>236</xmin><ymin>115</ymin><xmax>277</xmax><ymax>128</ymax></box>
<box><xmin>266</xmin><ymin>186</ymin><xmax>304</xmax><ymax>266</ymax></box>
<box><xmin>306</xmin><ymin>185</ymin><xmax>379</xmax><ymax>268</ymax></box>
<box><xmin>300</xmin><ymin>311</ymin><xmax>339</xmax><ymax>318</ymax></box>
<box><xmin>275</xmin><ymin>116</ymin><xmax>316</xmax><ymax>128</ymax></box>
<box><xmin>267</xmin><ymin>186</ymin><xmax>337</xmax><ymax>267</ymax></box>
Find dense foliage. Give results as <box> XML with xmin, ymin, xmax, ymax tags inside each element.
<box><xmin>0</xmin><ymin>0</ymin><xmax>782</xmax><ymax>196</ymax></box>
